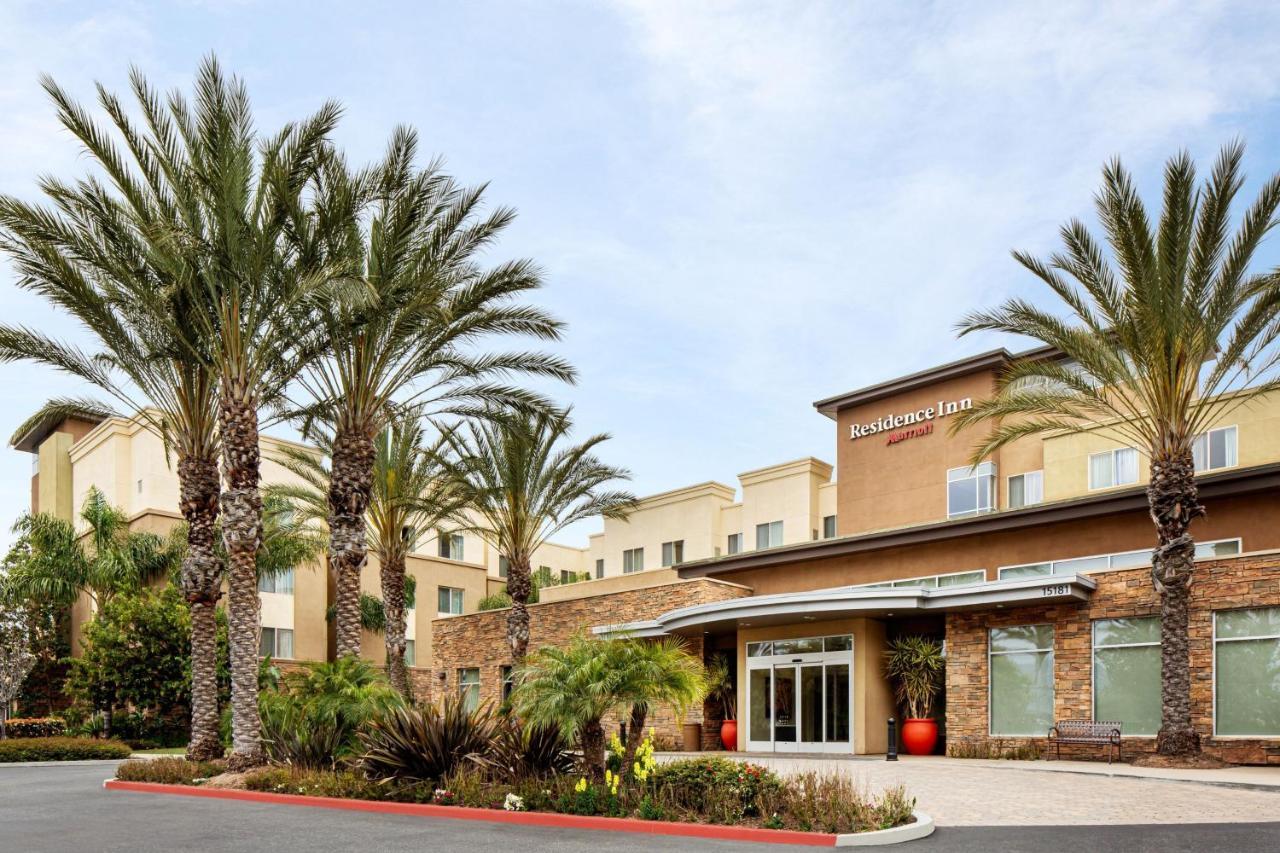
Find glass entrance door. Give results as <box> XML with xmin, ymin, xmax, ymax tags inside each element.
<box><xmin>745</xmin><ymin>635</ymin><xmax>854</xmax><ymax>753</ymax></box>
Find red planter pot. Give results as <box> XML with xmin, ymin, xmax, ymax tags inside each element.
<box><xmin>900</xmin><ymin>718</ymin><xmax>938</xmax><ymax>756</ymax></box>
<box><xmin>720</xmin><ymin>720</ymin><xmax>737</xmax><ymax>751</ymax></box>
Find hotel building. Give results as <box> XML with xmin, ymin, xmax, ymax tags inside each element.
<box><xmin>14</xmin><ymin>346</ymin><xmax>1280</xmax><ymax>762</ymax></box>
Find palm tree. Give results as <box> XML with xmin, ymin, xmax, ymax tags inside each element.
<box><xmin>443</xmin><ymin>410</ymin><xmax>637</xmax><ymax>661</ymax></box>
<box><xmin>613</xmin><ymin>637</ymin><xmax>707</xmax><ymax>771</ymax></box>
<box><xmin>952</xmin><ymin>142</ymin><xmax>1280</xmax><ymax>756</ymax></box>
<box><xmin>510</xmin><ymin>633</ymin><xmax>623</xmax><ymax>779</ymax></box>
<box><xmin>0</xmin><ymin>57</ymin><xmax>335</xmax><ymax>768</ymax></box>
<box><xmin>283</xmin><ymin>132</ymin><xmax>573</xmax><ymax>660</ymax></box>
<box><xmin>272</xmin><ymin>417</ymin><xmax>465</xmax><ymax>698</ymax></box>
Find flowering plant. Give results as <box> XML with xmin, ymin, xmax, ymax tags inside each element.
<box><xmin>503</xmin><ymin>793</ymin><xmax>526</xmax><ymax>812</ymax></box>
<box><xmin>432</xmin><ymin>789</ymin><xmax>456</xmax><ymax>805</ymax></box>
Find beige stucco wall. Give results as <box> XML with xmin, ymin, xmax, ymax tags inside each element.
<box><xmin>738</xmin><ymin>458</ymin><xmax>833</xmax><ymax>551</ymax></box>
<box><xmin>735</xmin><ymin>617</ymin><xmax>893</xmax><ymax>755</ymax></box>
<box><xmin>589</xmin><ymin>481</ymin><xmax>736</xmax><ymax>576</ymax></box>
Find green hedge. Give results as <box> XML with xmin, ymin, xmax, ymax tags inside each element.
<box><xmin>4</xmin><ymin>718</ymin><xmax>66</xmax><ymax>738</ymax></box>
<box><xmin>0</xmin><ymin>737</ymin><xmax>133</xmax><ymax>762</ymax></box>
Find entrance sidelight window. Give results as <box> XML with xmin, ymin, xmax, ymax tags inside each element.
<box><xmin>947</xmin><ymin>462</ymin><xmax>995</xmax><ymax>518</ymax></box>
<box><xmin>1193</xmin><ymin>426</ymin><xmax>1237</xmax><ymax>473</ymax></box>
<box><xmin>623</xmin><ymin>548</ymin><xmax>644</xmax><ymax>573</ymax></box>
<box><xmin>1093</xmin><ymin>617</ymin><xmax>1160</xmax><ymax>735</ymax></box>
<box><xmin>1214</xmin><ymin>608</ymin><xmax>1280</xmax><ymax>736</ymax></box>
<box><xmin>756</xmin><ymin>520</ymin><xmax>784</xmax><ymax>550</ymax></box>
<box><xmin>989</xmin><ymin>625</ymin><xmax>1054</xmax><ymax>735</ymax></box>
<box><xmin>661</xmin><ymin>540</ymin><xmax>685</xmax><ymax>566</ymax></box>
<box><xmin>1088</xmin><ymin>448</ymin><xmax>1138</xmax><ymax>490</ymax></box>
<box><xmin>1007</xmin><ymin>471</ymin><xmax>1043</xmax><ymax>509</ymax></box>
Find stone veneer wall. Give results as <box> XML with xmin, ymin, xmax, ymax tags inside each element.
<box><xmin>430</xmin><ymin>578</ymin><xmax>753</xmax><ymax>748</ymax></box>
<box><xmin>946</xmin><ymin>553</ymin><xmax>1280</xmax><ymax>764</ymax></box>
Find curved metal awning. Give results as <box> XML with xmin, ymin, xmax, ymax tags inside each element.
<box><xmin>593</xmin><ymin>573</ymin><xmax>1096</xmax><ymax>638</ymax></box>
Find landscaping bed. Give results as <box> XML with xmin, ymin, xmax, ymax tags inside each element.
<box><xmin>0</xmin><ymin>736</ymin><xmax>133</xmax><ymax>762</ymax></box>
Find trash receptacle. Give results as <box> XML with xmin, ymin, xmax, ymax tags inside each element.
<box><xmin>682</xmin><ymin>723</ymin><xmax>702</xmax><ymax>752</ymax></box>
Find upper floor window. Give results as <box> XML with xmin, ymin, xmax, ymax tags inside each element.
<box><xmin>258</xmin><ymin>568</ymin><xmax>294</xmax><ymax>595</ymax></box>
<box><xmin>1193</xmin><ymin>426</ymin><xmax>1237</xmax><ymax>473</ymax></box>
<box><xmin>498</xmin><ymin>556</ymin><xmax>509</xmax><ymax>578</ymax></box>
<box><xmin>756</xmin><ymin>520</ymin><xmax>783</xmax><ymax>550</ymax></box>
<box><xmin>437</xmin><ymin>585</ymin><xmax>463</xmax><ymax>616</ymax></box>
<box><xmin>1007</xmin><ymin>471</ymin><xmax>1043</xmax><ymax>509</ymax></box>
<box><xmin>1088</xmin><ymin>448</ymin><xmax>1138</xmax><ymax>490</ymax></box>
<box><xmin>595</xmin><ymin>558</ymin><xmax>604</xmax><ymax>579</ymax></box>
<box><xmin>822</xmin><ymin>515</ymin><xmax>837</xmax><ymax>539</ymax></box>
<box><xmin>661</xmin><ymin>540</ymin><xmax>684</xmax><ymax>566</ymax></box>
<box><xmin>260</xmin><ymin>626</ymin><xmax>294</xmax><ymax>659</ymax></box>
<box><xmin>437</xmin><ymin>531</ymin><xmax>464</xmax><ymax>561</ymax></box>
<box><xmin>623</xmin><ymin>547</ymin><xmax>644</xmax><ymax>574</ymax></box>
<box><xmin>726</xmin><ymin>533</ymin><xmax>742</xmax><ymax>555</ymax></box>
<box><xmin>947</xmin><ymin>462</ymin><xmax>995</xmax><ymax>519</ymax></box>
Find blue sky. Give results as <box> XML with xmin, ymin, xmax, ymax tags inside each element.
<box><xmin>2</xmin><ymin>1</ymin><xmax>1280</xmax><ymax>550</ymax></box>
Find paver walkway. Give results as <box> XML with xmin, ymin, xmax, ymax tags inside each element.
<box><xmin>659</xmin><ymin>753</ymin><xmax>1280</xmax><ymax>826</ymax></box>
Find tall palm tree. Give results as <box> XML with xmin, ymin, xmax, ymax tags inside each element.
<box><xmin>442</xmin><ymin>410</ymin><xmax>637</xmax><ymax>661</ymax></box>
<box><xmin>0</xmin><ymin>57</ymin><xmax>335</xmax><ymax>767</ymax></box>
<box><xmin>613</xmin><ymin>636</ymin><xmax>706</xmax><ymax>771</ymax></box>
<box><xmin>952</xmin><ymin>142</ymin><xmax>1280</xmax><ymax>756</ymax></box>
<box><xmin>283</xmin><ymin>132</ymin><xmax>573</xmax><ymax>659</ymax></box>
<box><xmin>271</xmin><ymin>417</ymin><xmax>465</xmax><ymax>698</ymax></box>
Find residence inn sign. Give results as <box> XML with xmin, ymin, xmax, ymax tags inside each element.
<box><xmin>848</xmin><ymin>397</ymin><xmax>974</xmax><ymax>444</ymax></box>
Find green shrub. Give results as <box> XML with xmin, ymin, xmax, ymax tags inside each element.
<box><xmin>115</xmin><ymin>757</ymin><xmax>223</xmax><ymax>784</ymax></box>
<box><xmin>358</xmin><ymin>697</ymin><xmax>497</xmax><ymax>784</ymax></box>
<box><xmin>652</xmin><ymin>757</ymin><xmax>782</xmax><ymax>819</ymax></box>
<box><xmin>0</xmin><ymin>736</ymin><xmax>132</xmax><ymax>762</ymax></box>
<box><xmin>244</xmin><ymin>767</ymin><xmax>418</xmax><ymax>801</ymax></box>
<box><xmin>490</xmin><ymin>721</ymin><xmax>575</xmax><ymax>779</ymax></box>
<box><xmin>3</xmin><ymin>717</ymin><xmax>64</xmax><ymax>738</ymax></box>
<box><xmin>767</xmin><ymin>773</ymin><xmax>916</xmax><ymax>834</ymax></box>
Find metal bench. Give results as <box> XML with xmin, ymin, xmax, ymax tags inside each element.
<box><xmin>1047</xmin><ymin>720</ymin><xmax>1122</xmax><ymax>763</ymax></box>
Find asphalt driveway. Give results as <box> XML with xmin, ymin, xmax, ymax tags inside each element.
<box><xmin>3</xmin><ymin>762</ymin><xmax>1280</xmax><ymax>852</ymax></box>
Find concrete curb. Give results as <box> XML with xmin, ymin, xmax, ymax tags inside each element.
<box><xmin>103</xmin><ymin>779</ymin><xmax>933</xmax><ymax>847</ymax></box>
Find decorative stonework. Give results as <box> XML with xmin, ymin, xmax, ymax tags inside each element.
<box><xmin>945</xmin><ymin>554</ymin><xmax>1280</xmax><ymax>764</ymax></box>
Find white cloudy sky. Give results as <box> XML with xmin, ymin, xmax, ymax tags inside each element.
<box><xmin>2</xmin><ymin>1</ymin><xmax>1280</xmax><ymax>549</ymax></box>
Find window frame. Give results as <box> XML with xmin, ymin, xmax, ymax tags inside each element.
<box><xmin>1193</xmin><ymin>425</ymin><xmax>1238</xmax><ymax>474</ymax></box>
<box><xmin>259</xmin><ymin>626</ymin><xmax>295</xmax><ymax>660</ymax></box>
<box><xmin>755</xmin><ymin>520</ymin><xmax>783</xmax><ymax>550</ymax></box>
<box><xmin>500</xmin><ymin>665</ymin><xmax>515</xmax><ymax>703</ymax></box>
<box><xmin>822</xmin><ymin>515</ymin><xmax>837</xmax><ymax>539</ymax></box>
<box><xmin>595</xmin><ymin>558</ymin><xmax>604</xmax><ymax>579</ymax></box>
<box><xmin>437</xmin><ymin>585</ymin><xmax>464</xmax><ymax>617</ymax></box>
<box><xmin>437</xmin><ymin>531</ymin><xmax>465</xmax><ymax>561</ymax></box>
<box><xmin>258</xmin><ymin>567</ymin><xmax>295</xmax><ymax>595</ymax></box>
<box><xmin>404</xmin><ymin>639</ymin><xmax>416</xmax><ymax>668</ymax></box>
<box><xmin>726</xmin><ymin>533</ymin><xmax>742</xmax><ymax>555</ymax></box>
<box><xmin>1006</xmin><ymin>470</ymin><xmax>1044</xmax><ymax>509</ymax></box>
<box><xmin>661</xmin><ymin>539</ymin><xmax>685</xmax><ymax>567</ymax></box>
<box><xmin>988</xmin><ymin>624</ymin><xmax>1055</xmax><ymax>737</ymax></box>
<box><xmin>997</xmin><ymin>538</ymin><xmax>1243</xmax><ymax>580</ymax></box>
<box><xmin>1212</xmin><ymin>607</ymin><xmax>1280</xmax><ymax>738</ymax></box>
<box><xmin>946</xmin><ymin>462</ymin><xmax>996</xmax><ymax>519</ymax></box>
<box><xmin>1088</xmin><ymin>447</ymin><xmax>1139</xmax><ymax>491</ymax></box>
<box><xmin>457</xmin><ymin>667</ymin><xmax>481</xmax><ymax>713</ymax></box>
<box><xmin>1091</xmin><ymin>616</ymin><xmax>1161</xmax><ymax>737</ymax></box>
<box><xmin>622</xmin><ymin>547</ymin><xmax>644</xmax><ymax>574</ymax></box>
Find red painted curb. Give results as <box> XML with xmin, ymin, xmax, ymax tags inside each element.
<box><xmin>104</xmin><ymin>780</ymin><xmax>836</xmax><ymax>847</ymax></box>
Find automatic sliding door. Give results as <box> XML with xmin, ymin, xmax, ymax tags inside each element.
<box><xmin>825</xmin><ymin>663</ymin><xmax>850</xmax><ymax>746</ymax></box>
<box><xmin>772</xmin><ymin>665</ymin><xmax>797</xmax><ymax>749</ymax></box>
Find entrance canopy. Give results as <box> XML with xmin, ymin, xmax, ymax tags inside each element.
<box><xmin>594</xmin><ymin>573</ymin><xmax>1096</xmax><ymax>638</ymax></box>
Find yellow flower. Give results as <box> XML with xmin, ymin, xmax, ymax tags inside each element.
<box><xmin>575</xmin><ymin>777</ymin><xmax>588</xmax><ymax>793</ymax></box>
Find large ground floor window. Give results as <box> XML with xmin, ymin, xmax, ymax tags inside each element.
<box><xmin>1215</xmin><ymin>608</ymin><xmax>1280</xmax><ymax>736</ymax></box>
<box><xmin>1092</xmin><ymin>617</ymin><xmax>1160</xmax><ymax>735</ymax></box>
<box><xmin>989</xmin><ymin>624</ymin><xmax>1054</xmax><ymax>735</ymax></box>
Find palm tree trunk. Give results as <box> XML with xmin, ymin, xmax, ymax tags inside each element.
<box><xmin>623</xmin><ymin>703</ymin><xmax>647</xmax><ymax>773</ymax></box>
<box><xmin>178</xmin><ymin>454</ymin><xmax>224</xmax><ymax>762</ymax></box>
<box><xmin>580</xmin><ymin>717</ymin><xmax>605</xmax><ymax>780</ymax></box>
<box><xmin>381</xmin><ymin>550</ymin><xmax>411</xmax><ymax>700</ymax></box>
<box><xmin>220</xmin><ymin>394</ymin><xmax>265</xmax><ymax>770</ymax></box>
<box><xmin>1149</xmin><ymin>450</ymin><xmax>1204</xmax><ymax>757</ymax></box>
<box><xmin>329</xmin><ymin>428</ymin><xmax>375</xmax><ymax>659</ymax></box>
<box><xmin>506</xmin><ymin>557</ymin><xmax>532</xmax><ymax>662</ymax></box>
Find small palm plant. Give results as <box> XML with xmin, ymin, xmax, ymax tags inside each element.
<box><xmin>883</xmin><ymin>636</ymin><xmax>944</xmax><ymax>720</ymax></box>
<box><xmin>613</xmin><ymin>637</ymin><xmax>707</xmax><ymax>771</ymax></box>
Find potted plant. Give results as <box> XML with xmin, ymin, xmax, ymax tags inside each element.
<box><xmin>883</xmin><ymin>635</ymin><xmax>945</xmax><ymax>755</ymax></box>
<box><xmin>704</xmin><ymin>655</ymin><xmax>737</xmax><ymax>751</ymax></box>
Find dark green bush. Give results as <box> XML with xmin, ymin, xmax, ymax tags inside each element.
<box><xmin>0</xmin><ymin>737</ymin><xmax>132</xmax><ymax>762</ymax></box>
<box><xmin>359</xmin><ymin>697</ymin><xmax>497</xmax><ymax>784</ymax></box>
<box><xmin>115</xmin><ymin>757</ymin><xmax>223</xmax><ymax>784</ymax></box>
<box><xmin>3</xmin><ymin>717</ymin><xmax>65</xmax><ymax>738</ymax></box>
<box><xmin>490</xmin><ymin>721</ymin><xmax>575</xmax><ymax>779</ymax></box>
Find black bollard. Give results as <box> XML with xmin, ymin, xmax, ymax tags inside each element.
<box><xmin>886</xmin><ymin>717</ymin><xmax>898</xmax><ymax>761</ymax></box>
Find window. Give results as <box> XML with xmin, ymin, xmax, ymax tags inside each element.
<box><xmin>458</xmin><ymin>668</ymin><xmax>481</xmax><ymax>713</ymax></box>
<box><xmin>501</xmin><ymin>665</ymin><xmax>515</xmax><ymax>703</ymax></box>
<box><xmin>401</xmin><ymin>525</ymin><xmax>416</xmax><ymax>547</ymax></box>
<box><xmin>726</xmin><ymin>533</ymin><xmax>742</xmax><ymax>555</ymax></box>
<box><xmin>438</xmin><ymin>532</ymin><xmax>464</xmax><ymax>561</ymax></box>
<box><xmin>755</xmin><ymin>520</ymin><xmax>783</xmax><ymax>550</ymax></box>
<box><xmin>622</xmin><ymin>548</ymin><xmax>644</xmax><ymax>574</ymax></box>
<box><xmin>437</xmin><ymin>586</ymin><xmax>463</xmax><ymax>616</ymax></box>
<box><xmin>1197</xmin><ymin>539</ymin><xmax>1242</xmax><ymax>559</ymax></box>
<box><xmin>857</xmin><ymin>570</ymin><xmax>985</xmax><ymax>590</ymax></box>
<box><xmin>822</xmin><ymin>515</ymin><xmax>837</xmax><ymax>539</ymax></box>
<box><xmin>595</xmin><ymin>559</ymin><xmax>604</xmax><ymax>579</ymax></box>
<box><xmin>661</xmin><ymin>540</ymin><xmax>684</xmax><ymax>566</ymax></box>
<box><xmin>1089</xmin><ymin>448</ymin><xmax>1138</xmax><ymax>490</ymax></box>
<box><xmin>1093</xmin><ymin>617</ymin><xmax>1160</xmax><ymax>735</ymax></box>
<box><xmin>559</xmin><ymin>569</ymin><xmax>583</xmax><ymax>584</ymax></box>
<box><xmin>1007</xmin><ymin>471</ymin><xmax>1043</xmax><ymax>509</ymax></box>
<box><xmin>1193</xmin><ymin>426</ymin><xmax>1237</xmax><ymax>473</ymax></box>
<box><xmin>1214</xmin><ymin>608</ymin><xmax>1280</xmax><ymax>736</ymax></box>
<box><xmin>999</xmin><ymin>539</ymin><xmax>1242</xmax><ymax>580</ymax></box>
<box><xmin>947</xmin><ymin>462</ymin><xmax>995</xmax><ymax>518</ymax></box>
<box><xmin>137</xmin><ymin>478</ymin><xmax>143</xmax><ymax>494</ymax></box>
<box><xmin>404</xmin><ymin>639</ymin><xmax>416</xmax><ymax>668</ymax></box>
<box><xmin>498</xmin><ymin>556</ymin><xmax>509</xmax><ymax>579</ymax></box>
<box><xmin>259</xmin><ymin>627</ymin><xmax>294</xmax><ymax>659</ymax></box>
<box><xmin>258</xmin><ymin>568</ymin><xmax>295</xmax><ymax>595</ymax></box>
<box><xmin>989</xmin><ymin>625</ymin><xmax>1054</xmax><ymax>735</ymax></box>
